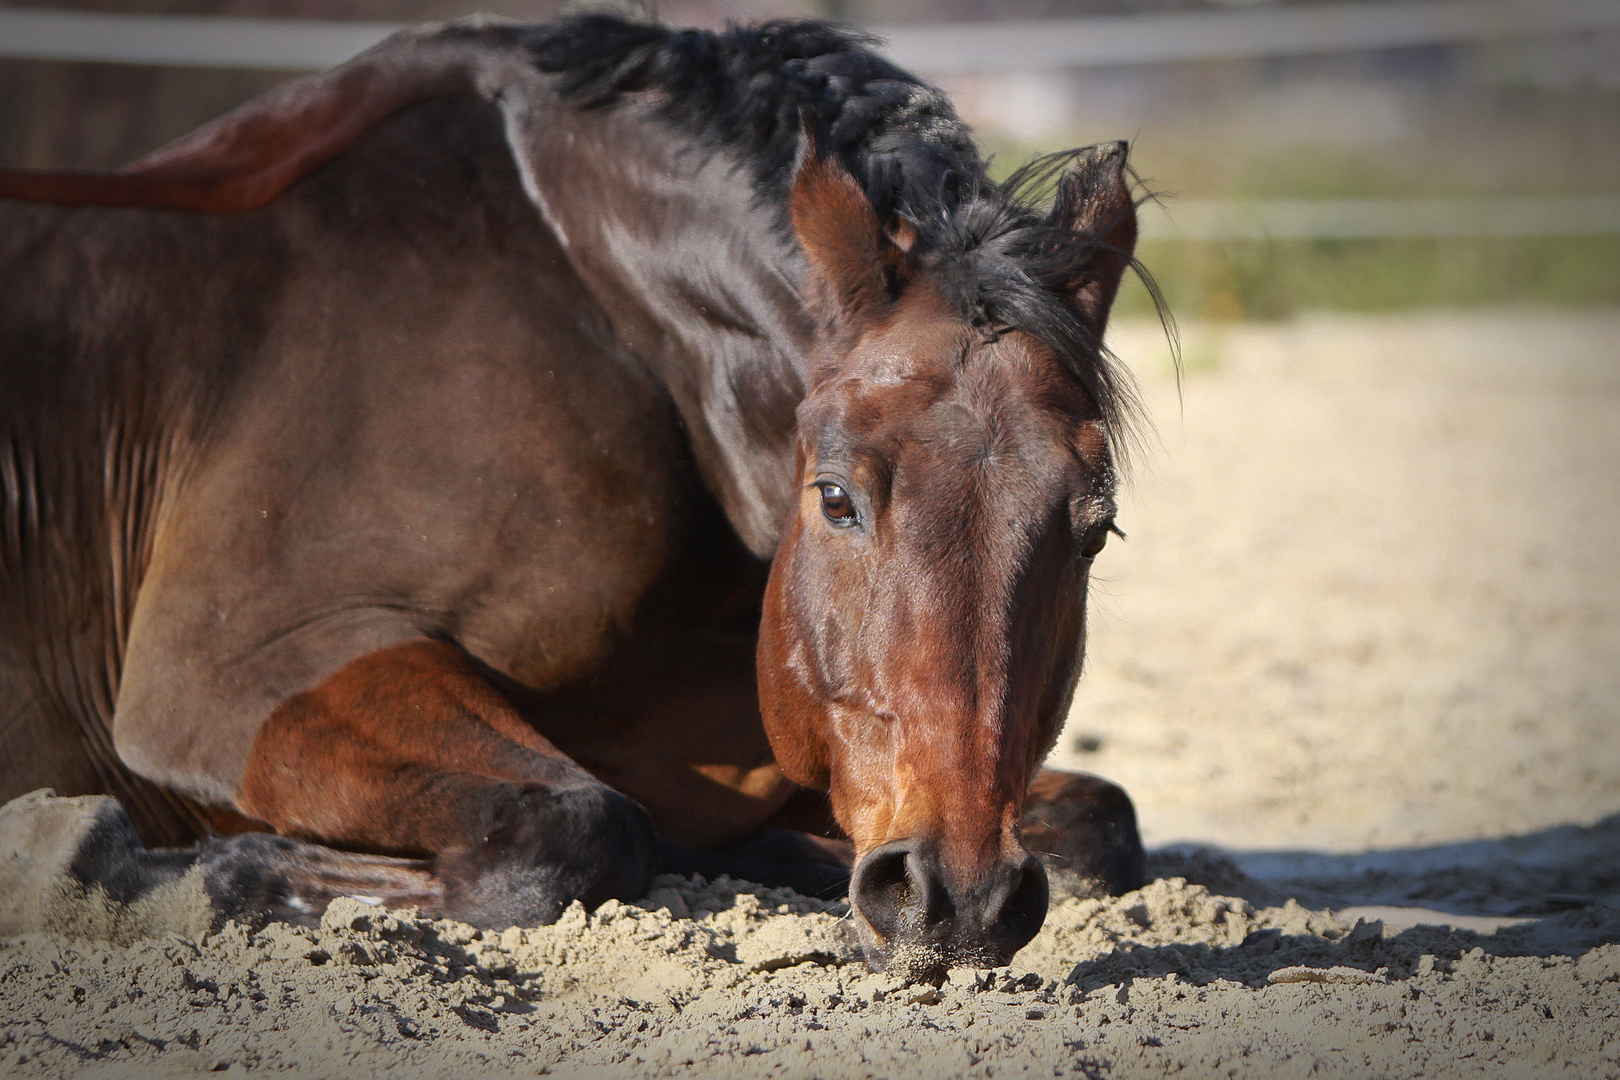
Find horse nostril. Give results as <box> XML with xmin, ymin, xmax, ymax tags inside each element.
<box><xmin>851</xmin><ymin>844</ymin><xmax>1048</xmax><ymax>969</ymax></box>
<box><xmin>850</xmin><ymin>840</ymin><xmax>947</xmax><ymax>942</ymax></box>
<box><xmin>988</xmin><ymin>855</ymin><xmax>1049</xmax><ymax>951</ymax></box>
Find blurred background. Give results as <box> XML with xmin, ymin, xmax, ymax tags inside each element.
<box><xmin>3</xmin><ymin>0</ymin><xmax>1617</xmax><ymax>874</ymax></box>
<box><xmin>3</xmin><ymin>0</ymin><xmax>1617</xmax><ymax>316</ymax></box>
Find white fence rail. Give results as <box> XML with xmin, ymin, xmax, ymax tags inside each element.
<box><xmin>0</xmin><ymin>9</ymin><xmax>396</xmax><ymax>70</ymax></box>
<box><xmin>0</xmin><ymin>0</ymin><xmax>1614</xmax><ymax>73</ymax></box>
<box><xmin>3</xmin><ymin>3</ymin><xmax>1616</xmax><ymax>240</ymax></box>
<box><xmin>882</xmin><ymin>0</ymin><xmax>1620</xmax><ymax>74</ymax></box>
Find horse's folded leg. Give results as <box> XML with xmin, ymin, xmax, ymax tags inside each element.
<box><xmin>193</xmin><ymin>833</ymin><xmax>441</xmax><ymax>927</ymax></box>
<box><xmin>431</xmin><ymin>779</ymin><xmax>657</xmax><ymax>929</ymax></box>
<box><xmin>1021</xmin><ymin>768</ymin><xmax>1146</xmax><ymax>899</ymax></box>
<box><xmin>655</xmin><ymin>828</ymin><xmax>854</xmax><ymax>899</ymax></box>
<box><xmin>233</xmin><ymin>640</ymin><xmax>658</xmax><ymax>930</ymax></box>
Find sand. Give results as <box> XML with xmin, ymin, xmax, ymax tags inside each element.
<box><xmin>1055</xmin><ymin>308</ymin><xmax>1620</xmax><ymax>856</ymax></box>
<box><xmin>2</xmin><ymin>855</ymin><xmax>1617</xmax><ymax>1079</ymax></box>
<box><xmin>2</xmin><ymin>308</ymin><xmax>1617</xmax><ymax>1079</ymax></box>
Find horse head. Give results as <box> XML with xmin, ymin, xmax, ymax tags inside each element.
<box><xmin>759</xmin><ymin>138</ymin><xmax>1141</xmax><ymax>978</ymax></box>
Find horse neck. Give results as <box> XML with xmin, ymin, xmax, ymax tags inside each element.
<box><xmin>498</xmin><ymin>85</ymin><xmax>813</xmax><ymax>558</ymax></box>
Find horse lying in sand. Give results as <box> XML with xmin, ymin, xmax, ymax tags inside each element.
<box><xmin>0</xmin><ymin>14</ymin><xmax>1149</xmax><ymax>978</ymax></box>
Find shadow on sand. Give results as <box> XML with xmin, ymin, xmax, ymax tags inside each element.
<box><xmin>1088</xmin><ymin>812</ymin><xmax>1620</xmax><ymax>990</ymax></box>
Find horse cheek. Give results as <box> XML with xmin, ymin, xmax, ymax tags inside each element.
<box><xmin>756</xmin><ymin>534</ymin><xmax>831</xmax><ymax>789</ymax></box>
<box><xmin>1030</xmin><ymin>566</ymin><xmax>1090</xmax><ymax>775</ymax></box>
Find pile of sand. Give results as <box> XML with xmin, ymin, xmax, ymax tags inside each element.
<box><xmin>1</xmin><ymin>850</ymin><xmax>1617</xmax><ymax>1079</ymax></box>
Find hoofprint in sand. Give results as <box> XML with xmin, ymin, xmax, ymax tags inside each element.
<box><xmin>2</xmin><ymin>309</ymin><xmax>1617</xmax><ymax>1078</ymax></box>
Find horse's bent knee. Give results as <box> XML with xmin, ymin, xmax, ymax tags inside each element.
<box><xmin>437</xmin><ymin>781</ymin><xmax>656</xmax><ymax>928</ymax></box>
<box><xmin>1023</xmin><ymin>769</ymin><xmax>1146</xmax><ymax>898</ymax></box>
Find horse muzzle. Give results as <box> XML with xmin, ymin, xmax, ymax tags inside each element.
<box><xmin>847</xmin><ymin>839</ymin><xmax>1049</xmax><ymax>981</ymax></box>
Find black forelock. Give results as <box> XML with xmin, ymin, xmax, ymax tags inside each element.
<box><xmin>522</xmin><ymin>14</ymin><xmax>1157</xmax><ymax>459</ymax></box>
<box><xmin>924</xmin><ymin>150</ymin><xmax>1167</xmax><ymax>460</ymax></box>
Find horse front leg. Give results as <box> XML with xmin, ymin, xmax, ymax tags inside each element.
<box><xmin>655</xmin><ymin>789</ymin><xmax>856</xmax><ymax>901</ymax></box>
<box><xmin>232</xmin><ymin>638</ymin><xmax>655</xmax><ymax>928</ymax></box>
<box><xmin>1020</xmin><ymin>767</ymin><xmax>1146</xmax><ymax>898</ymax></box>
<box><xmin>664</xmin><ymin>767</ymin><xmax>1150</xmax><ymax>904</ymax></box>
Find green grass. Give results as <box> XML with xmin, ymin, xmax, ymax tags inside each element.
<box><xmin>983</xmin><ymin>127</ymin><xmax>1620</xmax><ymax>320</ymax></box>
<box><xmin>1116</xmin><ymin>235</ymin><xmax>1620</xmax><ymax>321</ymax></box>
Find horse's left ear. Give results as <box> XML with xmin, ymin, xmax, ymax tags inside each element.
<box><xmin>1046</xmin><ymin>141</ymin><xmax>1139</xmax><ymax>340</ymax></box>
<box><xmin>790</xmin><ymin>127</ymin><xmax>913</xmax><ymax>328</ymax></box>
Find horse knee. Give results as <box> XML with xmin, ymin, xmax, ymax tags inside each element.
<box><xmin>1022</xmin><ymin>769</ymin><xmax>1145</xmax><ymax>898</ymax></box>
<box><xmin>438</xmin><ymin>781</ymin><xmax>656</xmax><ymax>928</ymax></box>
<box><xmin>204</xmin><ymin>780</ymin><xmax>657</xmax><ymax>930</ymax></box>
<box><xmin>536</xmin><ymin>783</ymin><xmax>658</xmax><ymax>905</ymax></box>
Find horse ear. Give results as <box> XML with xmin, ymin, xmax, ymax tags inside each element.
<box><xmin>0</xmin><ymin>28</ymin><xmax>493</xmax><ymax>212</ymax></box>
<box><xmin>1046</xmin><ymin>141</ymin><xmax>1139</xmax><ymax>340</ymax></box>
<box><xmin>790</xmin><ymin>124</ymin><xmax>912</xmax><ymax>327</ymax></box>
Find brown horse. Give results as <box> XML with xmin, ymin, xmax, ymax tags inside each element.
<box><xmin>0</xmin><ymin>15</ymin><xmax>1148</xmax><ymax>977</ymax></box>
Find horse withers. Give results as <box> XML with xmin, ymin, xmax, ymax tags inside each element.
<box><xmin>0</xmin><ymin>15</ymin><xmax>1148</xmax><ymax>979</ymax></box>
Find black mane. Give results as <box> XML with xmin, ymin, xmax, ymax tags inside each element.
<box><xmin>524</xmin><ymin>14</ymin><xmax>1153</xmax><ymax>455</ymax></box>
<box><xmin>525</xmin><ymin>15</ymin><xmax>979</xmax><ymax>229</ymax></box>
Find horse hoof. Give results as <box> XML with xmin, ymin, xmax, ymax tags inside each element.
<box><xmin>436</xmin><ymin>782</ymin><xmax>656</xmax><ymax>928</ymax></box>
<box><xmin>0</xmin><ymin>789</ymin><xmax>196</xmax><ymax>937</ymax></box>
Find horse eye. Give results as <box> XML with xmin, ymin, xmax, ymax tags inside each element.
<box><xmin>1081</xmin><ymin>523</ymin><xmax>1118</xmax><ymax>560</ymax></box>
<box><xmin>819</xmin><ymin>484</ymin><xmax>858</xmax><ymax>526</ymax></box>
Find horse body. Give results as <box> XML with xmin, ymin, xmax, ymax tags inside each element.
<box><xmin>6</xmin><ymin>91</ymin><xmax>675</xmax><ymax>816</ymax></box>
<box><xmin>0</xmin><ymin>16</ymin><xmax>1146</xmax><ymax>976</ymax></box>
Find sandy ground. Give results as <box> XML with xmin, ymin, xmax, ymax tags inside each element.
<box><xmin>2</xmin><ymin>308</ymin><xmax>1617</xmax><ymax>1079</ymax></box>
<box><xmin>1057</xmin><ymin>308</ymin><xmax>1620</xmax><ymax>857</ymax></box>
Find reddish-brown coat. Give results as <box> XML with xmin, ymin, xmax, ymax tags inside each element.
<box><xmin>237</xmin><ymin>639</ymin><xmax>590</xmax><ymax>854</ymax></box>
